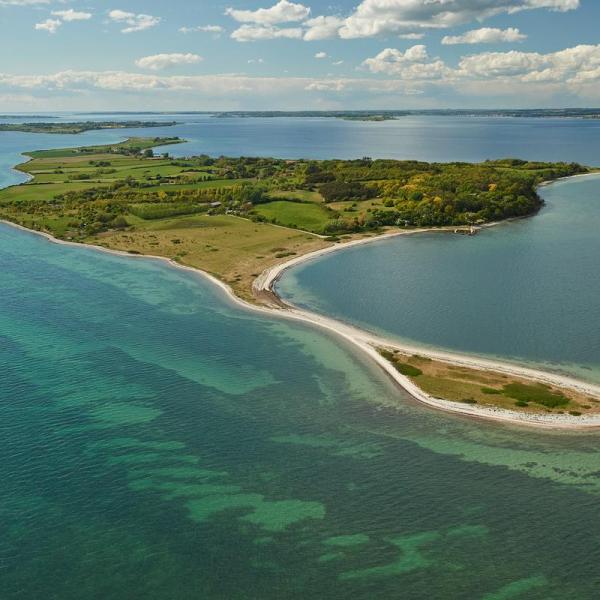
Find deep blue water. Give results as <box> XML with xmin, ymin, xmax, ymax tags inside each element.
<box><xmin>1</xmin><ymin>116</ymin><xmax>600</xmax><ymax>598</ymax></box>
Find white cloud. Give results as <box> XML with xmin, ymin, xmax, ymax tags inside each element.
<box><xmin>0</xmin><ymin>69</ymin><xmax>419</xmax><ymax>98</ymax></box>
<box><xmin>360</xmin><ymin>42</ymin><xmax>600</xmax><ymax>92</ymax></box>
<box><xmin>305</xmin><ymin>80</ymin><xmax>346</xmax><ymax>92</ymax></box>
<box><xmin>231</xmin><ymin>24</ymin><xmax>303</xmax><ymax>42</ymax></box>
<box><xmin>2</xmin><ymin>43</ymin><xmax>600</xmax><ymax>109</ymax></box>
<box><xmin>339</xmin><ymin>0</ymin><xmax>579</xmax><ymax>39</ymax></box>
<box><xmin>179</xmin><ymin>25</ymin><xmax>224</xmax><ymax>35</ymax></box>
<box><xmin>442</xmin><ymin>27</ymin><xmax>526</xmax><ymax>45</ymax></box>
<box><xmin>226</xmin><ymin>0</ymin><xmax>309</xmax><ymax>24</ymax></box>
<box><xmin>51</xmin><ymin>9</ymin><xmax>92</xmax><ymax>22</ymax></box>
<box><xmin>135</xmin><ymin>53</ymin><xmax>203</xmax><ymax>71</ymax></box>
<box><xmin>0</xmin><ymin>0</ymin><xmax>49</xmax><ymax>5</ymax></box>
<box><xmin>458</xmin><ymin>50</ymin><xmax>546</xmax><ymax>76</ymax></box>
<box><xmin>303</xmin><ymin>15</ymin><xmax>344</xmax><ymax>41</ymax></box>
<box><xmin>399</xmin><ymin>33</ymin><xmax>425</xmax><ymax>40</ymax></box>
<box><xmin>362</xmin><ymin>45</ymin><xmax>450</xmax><ymax>80</ymax></box>
<box><xmin>458</xmin><ymin>44</ymin><xmax>600</xmax><ymax>83</ymax></box>
<box><xmin>35</xmin><ymin>18</ymin><xmax>61</xmax><ymax>33</ymax></box>
<box><xmin>315</xmin><ymin>51</ymin><xmax>327</xmax><ymax>59</ymax></box>
<box><xmin>332</xmin><ymin>60</ymin><xmax>344</xmax><ymax>66</ymax></box>
<box><xmin>108</xmin><ymin>9</ymin><xmax>160</xmax><ymax>33</ymax></box>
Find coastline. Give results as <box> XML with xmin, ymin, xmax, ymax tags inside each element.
<box><xmin>4</xmin><ymin>188</ymin><xmax>600</xmax><ymax>430</ymax></box>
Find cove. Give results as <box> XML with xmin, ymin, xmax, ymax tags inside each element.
<box><xmin>277</xmin><ymin>175</ymin><xmax>600</xmax><ymax>385</ymax></box>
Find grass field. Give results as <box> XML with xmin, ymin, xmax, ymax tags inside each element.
<box><xmin>268</xmin><ymin>189</ymin><xmax>324</xmax><ymax>203</ymax></box>
<box><xmin>252</xmin><ymin>201</ymin><xmax>334</xmax><ymax>233</ymax></box>
<box><xmin>97</xmin><ymin>213</ymin><xmax>327</xmax><ymax>301</ymax></box>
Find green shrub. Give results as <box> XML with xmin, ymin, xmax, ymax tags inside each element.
<box><xmin>379</xmin><ymin>349</ymin><xmax>394</xmax><ymax>361</ymax></box>
<box><xmin>393</xmin><ymin>362</ymin><xmax>423</xmax><ymax>377</ymax></box>
<box><xmin>111</xmin><ymin>216</ymin><xmax>128</xmax><ymax>229</ymax></box>
<box><xmin>502</xmin><ymin>383</ymin><xmax>569</xmax><ymax>408</ymax></box>
<box><xmin>515</xmin><ymin>400</ymin><xmax>529</xmax><ymax>407</ymax></box>
<box><xmin>481</xmin><ymin>387</ymin><xmax>501</xmax><ymax>395</ymax></box>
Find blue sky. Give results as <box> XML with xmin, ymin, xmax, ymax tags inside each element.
<box><xmin>0</xmin><ymin>1</ymin><xmax>599</xmax><ymax>110</ymax></box>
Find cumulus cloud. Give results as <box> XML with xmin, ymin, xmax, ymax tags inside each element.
<box><xmin>303</xmin><ymin>15</ymin><xmax>344</xmax><ymax>41</ymax></box>
<box><xmin>108</xmin><ymin>9</ymin><xmax>160</xmax><ymax>33</ymax></box>
<box><xmin>399</xmin><ymin>33</ymin><xmax>425</xmax><ymax>40</ymax></box>
<box><xmin>360</xmin><ymin>42</ymin><xmax>600</xmax><ymax>91</ymax></box>
<box><xmin>233</xmin><ymin>0</ymin><xmax>577</xmax><ymax>42</ymax></box>
<box><xmin>442</xmin><ymin>27</ymin><xmax>526</xmax><ymax>45</ymax></box>
<box><xmin>0</xmin><ymin>0</ymin><xmax>49</xmax><ymax>5</ymax></box>
<box><xmin>180</xmin><ymin>25</ymin><xmax>224</xmax><ymax>35</ymax></box>
<box><xmin>315</xmin><ymin>51</ymin><xmax>327</xmax><ymax>59</ymax></box>
<box><xmin>2</xmin><ymin>42</ymin><xmax>600</xmax><ymax>108</ymax></box>
<box><xmin>339</xmin><ymin>0</ymin><xmax>579</xmax><ymax>39</ymax></box>
<box><xmin>231</xmin><ymin>24</ymin><xmax>303</xmax><ymax>41</ymax></box>
<box><xmin>51</xmin><ymin>9</ymin><xmax>92</xmax><ymax>22</ymax></box>
<box><xmin>362</xmin><ymin>45</ymin><xmax>450</xmax><ymax>80</ymax></box>
<box><xmin>458</xmin><ymin>44</ymin><xmax>600</xmax><ymax>83</ymax></box>
<box><xmin>135</xmin><ymin>53</ymin><xmax>203</xmax><ymax>71</ymax></box>
<box><xmin>0</xmin><ymin>69</ymin><xmax>419</xmax><ymax>98</ymax></box>
<box><xmin>226</xmin><ymin>0</ymin><xmax>310</xmax><ymax>24</ymax></box>
<box><xmin>35</xmin><ymin>18</ymin><xmax>61</xmax><ymax>33</ymax></box>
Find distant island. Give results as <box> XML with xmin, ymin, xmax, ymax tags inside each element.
<box><xmin>0</xmin><ymin>115</ymin><xmax>58</xmax><ymax>120</ymax></box>
<box><xmin>2</xmin><ymin>135</ymin><xmax>598</xmax><ymax>427</ymax></box>
<box><xmin>0</xmin><ymin>120</ymin><xmax>177</xmax><ymax>135</ymax></box>
<box><xmin>212</xmin><ymin>109</ymin><xmax>600</xmax><ymax>120</ymax></box>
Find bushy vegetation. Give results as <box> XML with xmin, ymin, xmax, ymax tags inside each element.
<box><xmin>0</xmin><ymin>137</ymin><xmax>588</xmax><ymax>241</ymax></box>
<box><xmin>502</xmin><ymin>383</ymin><xmax>569</xmax><ymax>408</ymax></box>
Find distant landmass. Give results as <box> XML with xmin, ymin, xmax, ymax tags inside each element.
<box><xmin>213</xmin><ymin>109</ymin><xmax>600</xmax><ymax>120</ymax></box>
<box><xmin>0</xmin><ymin>121</ymin><xmax>176</xmax><ymax>134</ymax></box>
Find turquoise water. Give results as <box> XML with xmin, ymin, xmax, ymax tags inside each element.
<box><xmin>2</xmin><ymin>222</ymin><xmax>600</xmax><ymax>599</ymax></box>
<box><xmin>278</xmin><ymin>175</ymin><xmax>600</xmax><ymax>384</ymax></box>
<box><xmin>2</xmin><ymin>119</ymin><xmax>600</xmax><ymax>598</ymax></box>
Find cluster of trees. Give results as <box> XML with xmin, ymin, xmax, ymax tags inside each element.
<box><xmin>290</xmin><ymin>158</ymin><xmax>586</xmax><ymax>229</ymax></box>
<box><xmin>3</xmin><ymin>142</ymin><xmax>588</xmax><ymax>241</ymax></box>
<box><xmin>319</xmin><ymin>181</ymin><xmax>377</xmax><ymax>202</ymax></box>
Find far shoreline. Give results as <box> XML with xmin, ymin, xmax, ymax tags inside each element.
<box><xmin>4</xmin><ymin>173</ymin><xmax>600</xmax><ymax>431</ymax></box>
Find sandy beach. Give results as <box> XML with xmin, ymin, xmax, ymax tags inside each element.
<box><xmin>4</xmin><ymin>204</ymin><xmax>600</xmax><ymax>430</ymax></box>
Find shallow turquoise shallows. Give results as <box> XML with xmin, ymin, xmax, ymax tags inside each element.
<box><xmin>278</xmin><ymin>175</ymin><xmax>600</xmax><ymax>384</ymax></box>
<box><xmin>1</xmin><ymin>223</ymin><xmax>600</xmax><ymax>599</ymax></box>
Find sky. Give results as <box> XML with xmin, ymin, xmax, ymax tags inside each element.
<box><xmin>0</xmin><ymin>0</ymin><xmax>599</xmax><ymax>111</ymax></box>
